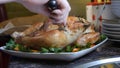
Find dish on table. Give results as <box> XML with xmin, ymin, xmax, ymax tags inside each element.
<box><xmin>0</xmin><ymin>16</ymin><xmax>108</xmax><ymax>61</ymax></box>
<box><xmin>108</xmin><ymin>38</ymin><xmax>120</xmax><ymax>42</ymax></box>
<box><xmin>102</xmin><ymin>26</ymin><xmax>120</xmax><ymax>31</ymax></box>
<box><xmin>102</xmin><ymin>29</ymin><xmax>120</xmax><ymax>35</ymax></box>
<box><xmin>102</xmin><ymin>20</ymin><xmax>120</xmax><ymax>28</ymax></box>
<box><xmin>102</xmin><ymin>32</ymin><xmax>120</xmax><ymax>40</ymax></box>
<box><xmin>0</xmin><ymin>35</ymin><xmax>108</xmax><ymax>61</ymax></box>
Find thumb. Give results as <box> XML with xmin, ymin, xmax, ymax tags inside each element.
<box><xmin>52</xmin><ymin>10</ymin><xmax>62</xmax><ymax>16</ymax></box>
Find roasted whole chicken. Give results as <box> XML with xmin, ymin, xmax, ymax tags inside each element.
<box><xmin>11</xmin><ymin>16</ymin><xmax>100</xmax><ymax>50</ymax></box>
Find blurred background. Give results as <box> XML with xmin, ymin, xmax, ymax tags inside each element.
<box><xmin>5</xmin><ymin>0</ymin><xmax>90</xmax><ymax>19</ymax></box>
<box><xmin>0</xmin><ymin>0</ymin><xmax>113</xmax><ymax>30</ymax></box>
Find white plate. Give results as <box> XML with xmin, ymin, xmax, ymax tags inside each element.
<box><xmin>102</xmin><ymin>24</ymin><xmax>120</xmax><ymax>28</ymax></box>
<box><xmin>102</xmin><ymin>29</ymin><xmax>120</xmax><ymax>35</ymax></box>
<box><xmin>109</xmin><ymin>38</ymin><xmax>120</xmax><ymax>42</ymax></box>
<box><xmin>102</xmin><ymin>32</ymin><xmax>120</xmax><ymax>39</ymax></box>
<box><xmin>102</xmin><ymin>20</ymin><xmax>120</xmax><ymax>28</ymax></box>
<box><xmin>102</xmin><ymin>26</ymin><xmax>120</xmax><ymax>31</ymax></box>
<box><xmin>0</xmin><ymin>38</ymin><xmax>108</xmax><ymax>61</ymax></box>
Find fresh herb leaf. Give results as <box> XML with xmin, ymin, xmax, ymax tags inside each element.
<box><xmin>53</xmin><ymin>48</ymin><xmax>62</xmax><ymax>53</ymax></box>
<box><xmin>9</xmin><ymin>39</ymin><xmax>15</xmax><ymax>44</ymax></box>
<box><xmin>18</xmin><ymin>44</ymin><xmax>30</xmax><ymax>52</ymax></box>
<box><xmin>66</xmin><ymin>45</ymin><xmax>72</xmax><ymax>52</ymax></box>
<box><xmin>5</xmin><ymin>39</ymin><xmax>15</xmax><ymax>50</ymax></box>
<box><xmin>100</xmin><ymin>34</ymin><xmax>106</xmax><ymax>41</ymax></box>
<box><xmin>95</xmin><ymin>34</ymin><xmax>107</xmax><ymax>44</ymax></box>
<box><xmin>41</xmin><ymin>47</ymin><xmax>49</xmax><ymax>53</ymax></box>
<box><xmin>86</xmin><ymin>43</ymin><xmax>91</xmax><ymax>48</ymax></box>
<box><xmin>49</xmin><ymin>47</ymin><xmax>55</xmax><ymax>52</ymax></box>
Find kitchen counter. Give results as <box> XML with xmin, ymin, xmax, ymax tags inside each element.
<box><xmin>8</xmin><ymin>40</ymin><xmax>120</xmax><ymax>68</ymax></box>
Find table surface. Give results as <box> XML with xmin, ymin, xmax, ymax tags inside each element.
<box><xmin>8</xmin><ymin>40</ymin><xmax>120</xmax><ymax>68</ymax></box>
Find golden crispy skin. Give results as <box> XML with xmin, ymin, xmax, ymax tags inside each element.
<box><xmin>74</xmin><ymin>25</ymin><xmax>100</xmax><ymax>46</ymax></box>
<box><xmin>22</xmin><ymin>23</ymin><xmax>43</xmax><ymax>36</ymax></box>
<box><xmin>12</xmin><ymin>16</ymin><xmax>85</xmax><ymax>49</ymax></box>
<box><xmin>75</xmin><ymin>32</ymin><xmax>100</xmax><ymax>46</ymax></box>
<box><xmin>20</xmin><ymin>30</ymin><xmax>68</xmax><ymax>49</ymax></box>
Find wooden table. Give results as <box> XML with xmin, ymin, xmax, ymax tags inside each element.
<box><xmin>0</xmin><ymin>4</ymin><xmax>7</xmax><ymax>22</ymax></box>
<box><xmin>0</xmin><ymin>51</ymin><xmax>10</xmax><ymax>68</ymax></box>
<box><xmin>0</xmin><ymin>4</ymin><xmax>9</xmax><ymax>68</ymax></box>
<box><xmin>0</xmin><ymin>35</ymin><xmax>11</xmax><ymax>68</ymax></box>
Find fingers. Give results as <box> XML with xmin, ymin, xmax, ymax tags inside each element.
<box><xmin>49</xmin><ymin>9</ymin><xmax>70</xmax><ymax>25</ymax></box>
<box><xmin>48</xmin><ymin>0</ymin><xmax>71</xmax><ymax>25</ymax></box>
<box><xmin>50</xmin><ymin>12</ymin><xmax>68</xmax><ymax>25</ymax></box>
<box><xmin>52</xmin><ymin>10</ymin><xmax>62</xmax><ymax>16</ymax></box>
<box><xmin>26</xmin><ymin>0</ymin><xmax>49</xmax><ymax>5</ymax></box>
<box><xmin>17</xmin><ymin>0</ymin><xmax>71</xmax><ymax>26</ymax></box>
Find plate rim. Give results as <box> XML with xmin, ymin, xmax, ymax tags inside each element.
<box><xmin>102</xmin><ymin>23</ymin><xmax>120</xmax><ymax>28</ymax></box>
<box><xmin>102</xmin><ymin>29</ymin><xmax>120</xmax><ymax>35</ymax></box>
<box><xmin>0</xmin><ymin>38</ymin><xmax>108</xmax><ymax>54</ymax></box>
<box><xmin>0</xmin><ymin>38</ymin><xmax>108</xmax><ymax>60</ymax></box>
<box><xmin>102</xmin><ymin>26</ymin><xmax>120</xmax><ymax>31</ymax></box>
<box><xmin>108</xmin><ymin>38</ymin><xmax>120</xmax><ymax>42</ymax></box>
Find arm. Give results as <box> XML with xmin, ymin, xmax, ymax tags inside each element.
<box><xmin>0</xmin><ymin>0</ymin><xmax>16</xmax><ymax>4</ymax></box>
<box><xmin>0</xmin><ymin>0</ymin><xmax>71</xmax><ymax>25</ymax></box>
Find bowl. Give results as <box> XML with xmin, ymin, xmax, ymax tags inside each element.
<box><xmin>102</xmin><ymin>29</ymin><xmax>120</xmax><ymax>35</ymax></box>
<box><xmin>109</xmin><ymin>38</ymin><xmax>120</xmax><ymax>42</ymax></box>
<box><xmin>102</xmin><ymin>20</ymin><xmax>120</xmax><ymax>28</ymax></box>
<box><xmin>102</xmin><ymin>32</ymin><xmax>120</xmax><ymax>39</ymax></box>
<box><xmin>102</xmin><ymin>26</ymin><xmax>120</xmax><ymax>31</ymax></box>
<box><xmin>111</xmin><ymin>0</ymin><xmax>120</xmax><ymax>18</ymax></box>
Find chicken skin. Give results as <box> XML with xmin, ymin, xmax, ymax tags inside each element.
<box><xmin>11</xmin><ymin>16</ymin><xmax>100</xmax><ymax>50</ymax></box>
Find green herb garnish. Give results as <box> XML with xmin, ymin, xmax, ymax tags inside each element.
<box><xmin>5</xmin><ymin>34</ymin><xmax>107</xmax><ymax>53</ymax></box>
<box><xmin>18</xmin><ymin>44</ymin><xmax>31</xmax><ymax>52</ymax></box>
<box><xmin>49</xmin><ymin>47</ymin><xmax>62</xmax><ymax>53</ymax></box>
<box><xmin>41</xmin><ymin>47</ymin><xmax>49</xmax><ymax>53</ymax></box>
<box><xmin>5</xmin><ymin>39</ymin><xmax>15</xmax><ymax>50</ymax></box>
<box><xmin>65</xmin><ymin>45</ymin><xmax>72</xmax><ymax>52</ymax></box>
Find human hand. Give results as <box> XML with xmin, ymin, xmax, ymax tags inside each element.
<box><xmin>15</xmin><ymin>0</ymin><xmax>71</xmax><ymax>25</ymax></box>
